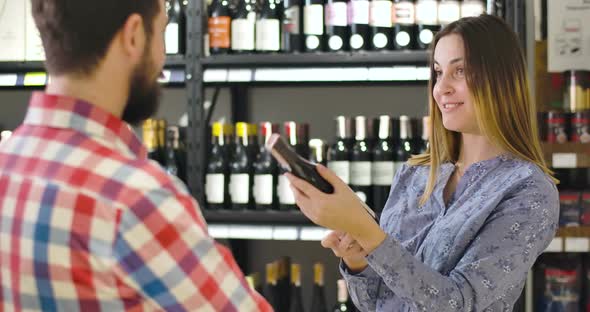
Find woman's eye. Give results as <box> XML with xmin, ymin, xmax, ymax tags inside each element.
<box><xmin>455</xmin><ymin>68</ymin><xmax>465</xmax><ymax>77</ymax></box>
<box><xmin>434</xmin><ymin>70</ymin><xmax>442</xmax><ymax>79</ymax></box>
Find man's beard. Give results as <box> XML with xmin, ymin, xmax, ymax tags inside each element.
<box><xmin>121</xmin><ymin>49</ymin><xmax>162</xmax><ymax>126</ymax></box>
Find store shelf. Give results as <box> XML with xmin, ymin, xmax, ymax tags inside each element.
<box><xmin>544</xmin><ymin>227</ymin><xmax>590</xmax><ymax>253</ymax></box>
<box><xmin>208</xmin><ymin>223</ymin><xmax>330</xmax><ymax>241</ymax></box>
<box><xmin>203</xmin><ymin>209</ymin><xmax>311</xmax><ymax>225</ymax></box>
<box><xmin>0</xmin><ymin>55</ymin><xmax>187</xmax><ymax>88</ymax></box>
<box><xmin>542</xmin><ymin>142</ymin><xmax>590</xmax><ymax>168</ymax></box>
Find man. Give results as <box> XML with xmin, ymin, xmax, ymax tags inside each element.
<box><xmin>0</xmin><ymin>0</ymin><xmax>271</xmax><ymax>310</ymax></box>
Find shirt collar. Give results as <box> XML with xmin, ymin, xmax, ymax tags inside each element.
<box><xmin>24</xmin><ymin>92</ymin><xmax>147</xmax><ymax>159</ymax></box>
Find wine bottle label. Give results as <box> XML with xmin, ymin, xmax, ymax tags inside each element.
<box><xmin>253</xmin><ymin>174</ymin><xmax>274</xmax><ymax>204</ymax></box>
<box><xmin>461</xmin><ymin>1</ymin><xmax>485</xmax><ymax>18</ymax></box>
<box><xmin>165</xmin><ymin>22</ymin><xmax>180</xmax><ymax>54</ymax></box>
<box><xmin>229</xmin><ymin>173</ymin><xmax>250</xmax><ymax>204</ymax></box>
<box><xmin>372</xmin><ymin>32</ymin><xmax>388</xmax><ymax>48</ymax></box>
<box><xmin>438</xmin><ymin>2</ymin><xmax>460</xmax><ymax>24</ymax></box>
<box><xmin>392</xmin><ymin>2</ymin><xmax>415</xmax><ymax>25</ymax></box>
<box><xmin>325</xmin><ymin>2</ymin><xmax>348</xmax><ymax>26</ymax></box>
<box><xmin>327</xmin><ymin>161</ymin><xmax>350</xmax><ymax>184</ymax></box>
<box><xmin>256</xmin><ymin>19</ymin><xmax>281</xmax><ymax>51</ymax></box>
<box><xmin>232</xmin><ymin>18</ymin><xmax>256</xmax><ymax>50</ymax></box>
<box><xmin>350</xmin><ymin>161</ymin><xmax>372</xmax><ymax>186</ymax></box>
<box><xmin>304</xmin><ymin>5</ymin><xmax>324</xmax><ymax>35</ymax></box>
<box><xmin>284</xmin><ymin>6</ymin><xmax>301</xmax><ymax>34</ymax></box>
<box><xmin>328</xmin><ymin>35</ymin><xmax>344</xmax><ymax>50</ymax></box>
<box><xmin>419</xmin><ymin>28</ymin><xmax>434</xmax><ymax>45</ymax></box>
<box><xmin>278</xmin><ymin>174</ymin><xmax>296</xmax><ymax>204</ymax></box>
<box><xmin>395</xmin><ymin>30</ymin><xmax>411</xmax><ymax>46</ymax></box>
<box><xmin>371</xmin><ymin>161</ymin><xmax>395</xmax><ymax>185</ymax></box>
<box><xmin>415</xmin><ymin>1</ymin><xmax>438</xmax><ymax>25</ymax></box>
<box><xmin>348</xmin><ymin>0</ymin><xmax>369</xmax><ymax>25</ymax></box>
<box><xmin>350</xmin><ymin>34</ymin><xmax>365</xmax><ymax>49</ymax></box>
<box><xmin>369</xmin><ymin>1</ymin><xmax>392</xmax><ymax>27</ymax></box>
<box><xmin>209</xmin><ymin>16</ymin><xmax>231</xmax><ymax>48</ymax></box>
<box><xmin>205</xmin><ymin>173</ymin><xmax>225</xmax><ymax>204</ymax></box>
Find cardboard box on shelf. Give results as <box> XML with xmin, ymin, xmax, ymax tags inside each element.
<box><xmin>0</xmin><ymin>0</ymin><xmax>26</xmax><ymax>61</ymax></box>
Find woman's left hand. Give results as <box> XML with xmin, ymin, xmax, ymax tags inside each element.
<box><xmin>286</xmin><ymin>164</ymin><xmax>374</xmax><ymax>233</ymax></box>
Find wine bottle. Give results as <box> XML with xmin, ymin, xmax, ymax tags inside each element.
<box><xmin>277</xmin><ymin>122</ymin><xmax>298</xmax><ymax>210</ymax></box>
<box><xmin>282</xmin><ymin>0</ymin><xmax>304</xmax><ymax>52</ymax></box>
<box><xmin>309</xmin><ymin>138</ymin><xmax>327</xmax><ymax>165</ymax></box>
<box><xmin>372</xmin><ymin>115</ymin><xmax>395</xmax><ymax>215</ymax></box>
<box><xmin>165</xmin><ymin>0</ymin><xmax>186</xmax><ymax>55</ymax></box>
<box><xmin>348</xmin><ymin>0</ymin><xmax>370</xmax><ymax>51</ymax></box>
<box><xmin>277</xmin><ymin>257</ymin><xmax>292</xmax><ymax>312</ymax></box>
<box><xmin>332</xmin><ymin>279</ymin><xmax>354</xmax><ymax>312</ymax></box>
<box><xmin>208</xmin><ymin>0</ymin><xmax>232</xmax><ymax>54</ymax></box>
<box><xmin>327</xmin><ymin>116</ymin><xmax>352</xmax><ymax>185</ymax></box>
<box><xmin>229</xmin><ymin>122</ymin><xmax>254</xmax><ymax>210</ymax></box>
<box><xmin>164</xmin><ymin>126</ymin><xmax>180</xmax><ymax>177</ymax></box>
<box><xmin>142</xmin><ymin>119</ymin><xmax>160</xmax><ymax>164</ymax></box>
<box><xmin>460</xmin><ymin>0</ymin><xmax>485</xmax><ymax>18</ymax></box>
<box><xmin>350</xmin><ymin>116</ymin><xmax>373</xmax><ymax>206</ymax></box>
<box><xmin>415</xmin><ymin>0</ymin><xmax>439</xmax><ymax>50</ymax></box>
<box><xmin>175</xmin><ymin>126</ymin><xmax>188</xmax><ymax>183</ymax></box>
<box><xmin>438</xmin><ymin>0</ymin><xmax>460</xmax><ymax>27</ymax></box>
<box><xmin>418</xmin><ymin>116</ymin><xmax>430</xmax><ymax>153</ymax></box>
<box><xmin>310</xmin><ymin>263</ymin><xmax>328</xmax><ymax>312</ymax></box>
<box><xmin>325</xmin><ymin>0</ymin><xmax>349</xmax><ymax>51</ymax></box>
<box><xmin>253</xmin><ymin>122</ymin><xmax>280</xmax><ymax>211</ymax></box>
<box><xmin>304</xmin><ymin>0</ymin><xmax>325</xmax><ymax>51</ymax></box>
<box><xmin>155</xmin><ymin>119</ymin><xmax>168</xmax><ymax>167</ymax></box>
<box><xmin>206</xmin><ymin>122</ymin><xmax>230</xmax><ymax>209</ymax></box>
<box><xmin>267</xmin><ymin>134</ymin><xmax>334</xmax><ymax>194</ymax></box>
<box><xmin>392</xmin><ymin>0</ymin><xmax>416</xmax><ymax>50</ymax></box>
<box><xmin>257</xmin><ymin>0</ymin><xmax>282</xmax><ymax>52</ymax></box>
<box><xmin>394</xmin><ymin>115</ymin><xmax>414</xmax><ymax>175</ymax></box>
<box><xmin>288</xmin><ymin>264</ymin><xmax>305</xmax><ymax>312</ymax></box>
<box><xmin>369</xmin><ymin>0</ymin><xmax>393</xmax><ymax>50</ymax></box>
<box><xmin>231</xmin><ymin>0</ymin><xmax>256</xmax><ymax>53</ymax></box>
<box><xmin>264</xmin><ymin>262</ymin><xmax>280</xmax><ymax>311</ymax></box>
<box><xmin>296</xmin><ymin>123</ymin><xmax>311</xmax><ymax>159</ymax></box>
<box><xmin>248</xmin><ymin>123</ymin><xmax>260</xmax><ymax>162</ymax></box>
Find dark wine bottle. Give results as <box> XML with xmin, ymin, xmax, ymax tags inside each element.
<box><xmin>264</xmin><ymin>262</ymin><xmax>280</xmax><ymax>311</ymax></box>
<box><xmin>369</xmin><ymin>0</ymin><xmax>393</xmax><ymax>50</ymax></box>
<box><xmin>277</xmin><ymin>122</ymin><xmax>298</xmax><ymax>210</ymax></box>
<box><xmin>393</xmin><ymin>0</ymin><xmax>416</xmax><ymax>50</ymax></box>
<box><xmin>393</xmin><ymin>115</ymin><xmax>414</xmax><ymax>175</ymax></box>
<box><xmin>288</xmin><ymin>264</ymin><xmax>305</xmax><ymax>312</ymax></box>
<box><xmin>415</xmin><ymin>0</ymin><xmax>439</xmax><ymax>50</ymax></box>
<box><xmin>310</xmin><ymin>263</ymin><xmax>328</xmax><ymax>312</ymax></box>
<box><xmin>231</xmin><ymin>0</ymin><xmax>256</xmax><ymax>53</ymax></box>
<box><xmin>371</xmin><ymin>116</ymin><xmax>395</xmax><ymax>215</ymax></box>
<box><xmin>460</xmin><ymin>0</ymin><xmax>485</xmax><ymax>18</ymax></box>
<box><xmin>418</xmin><ymin>116</ymin><xmax>430</xmax><ymax>153</ymax></box>
<box><xmin>296</xmin><ymin>123</ymin><xmax>311</xmax><ymax>159</ymax></box>
<box><xmin>348</xmin><ymin>0</ymin><xmax>370</xmax><ymax>51</ymax></box>
<box><xmin>282</xmin><ymin>0</ymin><xmax>304</xmax><ymax>52</ymax></box>
<box><xmin>142</xmin><ymin>119</ymin><xmax>161</xmax><ymax>164</ymax></box>
<box><xmin>164</xmin><ymin>126</ymin><xmax>180</xmax><ymax>177</ymax></box>
<box><xmin>253</xmin><ymin>122</ymin><xmax>280</xmax><ymax>211</ymax></box>
<box><xmin>438</xmin><ymin>0</ymin><xmax>460</xmax><ymax>27</ymax></box>
<box><xmin>309</xmin><ymin>139</ymin><xmax>327</xmax><ymax>165</ymax></box>
<box><xmin>229</xmin><ymin>122</ymin><xmax>254</xmax><ymax>210</ymax></box>
<box><xmin>206</xmin><ymin>122</ymin><xmax>230</xmax><ymax>209</ymax></box>
<box><xmin>327</xmin><ymin>116</ymin><xmax>352</xmax><ymax>185</ymax></box>
<box><xmin>267</xmin><ymin>134</ymin><xmax>334</xmax><ymax>194</ymax></box>
<box><xmin>304</xmin><ymin>0</ymin><xmax>325</xmax><ymax>51</ymax></box>
<box><xmin>332</xmin><ymin>279</ymin><xmax>355</xmax><ymax>312</ymax></box>
<box><xmin>208</xmin><ymin>0</ymin><xmax>232</xmax><ymax>54</ymax></box>
<box><xmin>165</xmin><ymin>0</ymin><xmax>186</xmax><ymax>55</ymax></box>
<box><xmin>175</xmin><ymin>126</ymin><xmax>188</xmax><ymax>183</ymax></box>
<box><xmin>277</xmin><ymin>257</ymin><xmax>292</xmax><ymax>312</ymax></box>
<box><xmin>350</xmin><ymin>116</ymin><xmax>373</xmax><ymax>207</ymax></box>
<box><xmin>257</xmin><ymin>0</ymin><xmax>282</xmax><ymax>52</ymax></box>
<box><xmin>325</xmin><ymin>0</ymin><xmax>349</xmax><ymax>51</ymax></box>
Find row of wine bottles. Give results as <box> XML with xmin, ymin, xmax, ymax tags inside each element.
<box><xmin>246</xmin><ymin>260</ymin><xmax>357</xmax><ymax>312</ymax></box>
<box><xmin>204</xmin><ymin>115</ymin><xmax>429</xmax><ymax>213</ymax></box>
<box><xmin>141</xmin><ymin>119</ymin><xmax>188</xmax><ymax>183</ymax></box>
<box><xmin>208</xmin><ymin>0</ymin><xmax>486</xmax><ymax>54</ymax></box>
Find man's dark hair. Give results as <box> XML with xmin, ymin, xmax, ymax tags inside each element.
<box><xmin>31</xmin><ymin>0</ymin><xmax>160</xmax><ymax>76</ymax></box>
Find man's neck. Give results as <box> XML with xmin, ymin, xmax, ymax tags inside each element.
<box><xmin>45</xmin><ymin>73</ymin><xmax>127</xmax><ymax>118</ymax></box>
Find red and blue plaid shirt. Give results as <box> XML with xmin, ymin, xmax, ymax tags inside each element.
<box><xmin>0</xmin><ymin>92</ymin><xmax>272</xmax><ymax>311</ymax></box>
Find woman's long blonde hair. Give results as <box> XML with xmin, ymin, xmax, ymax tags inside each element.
<box><xmin>408</xmin><ymin>14</ymin><xmax>557</xmax><ymax>206</ymax></box>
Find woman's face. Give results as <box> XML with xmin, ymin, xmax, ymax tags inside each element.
<box><xmin>432</xmin><ymin>34</ymin><xmax>480</xmax><ymax>135</ymax></box>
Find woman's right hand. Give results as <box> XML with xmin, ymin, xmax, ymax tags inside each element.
<box><xmin>322</xmin><ymin>230</ymin><xmax>369</xmax><ymax>273</ymax></box>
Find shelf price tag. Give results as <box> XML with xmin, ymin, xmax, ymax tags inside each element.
<box><xmin>23</xmin><ymin>72</ymin><xmax>47</xmax><ymax>86</ymax></box>
<box><xmin>391</xmin><ymin>66</ymin><xmax>418</xmax><ymax>81</ymax></box>
<box><xmin>227</xmin><ymin>69</ymin><xmax>252</xmax><ymax>82</ymax></box>
<box><xmin>0</xmin><ymin>74</ymin><xmax>18</xmax><ymax>87</ymax></box>
<box><xmin>299</xmin><ymin>226</ymin><xmax>330</xmax><ymax>241</ymax></box>
<box><xmin>415</xmin><ymin>67</ymin><xmax>431</xmax><ymax>81</ymax></box>
<box><xmin>228</xmin><ymin>225</ymin><xmax>273</xmax><ymax>240</ymax></box>
<box><xmin>272</xmin><ymin>226</ymin><xmax>299</xmax><ymax>240</ymax></box>
<box><xmin>564</xmin><ymin>237</ymin><xmax>590</xmax><ymax>252</ymax></box>
<box><xmin>203</xmin><ymin>69</ymin><xmax>228</xmax><ymax>82</ymax></box>
<box><xmin>552</xmin><ymin>153</ymin><xmax>578</xmax><ymax>168</ymax></box>
<box><xmin>544</xmin><ymin>237</ymin><xmax>563</xmax><ymax>252</ymax></box>
<box><xmin>339</xmin><ymin>67</ymin><xmax>369</xmax><ymax>81</ymax></box>
<box><xmin>368</xmin><ymin>67</ymin><xmax>395</xmax><ymax>81</ymax></box>
<box><xmin>208</xmin><ymin>224</ymin><xmax>230</xmax><ymax>239</ymax></box>
<box><xmin>254</xmin><ymin>68</ymin><xmax>283</xmax><ymax>82</ymax></box>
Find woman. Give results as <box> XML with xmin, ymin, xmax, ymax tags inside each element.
<box><xmin>287</xmin><ymin>14</ymin><xmax>559</xmax><ymax>311</ymax></box>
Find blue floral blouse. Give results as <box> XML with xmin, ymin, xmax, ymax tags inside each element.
<box><xmin>341</xmin><ymin>154</ymin><xmax>559</xmax><ymax>311</ymax></box>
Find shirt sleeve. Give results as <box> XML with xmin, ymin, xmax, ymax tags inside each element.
<box><xmin>365</xmin><ymin>176</ymin><xmax>559</xmax><ymax>311</ymax></box>
<box><xmin>339</xmin><ymin>260</ymin><xmax>382</xmax><ymax>311</ymax></box>
<box><xmin>112</xmin><ymin>184</ymin><xmax>272</xmax><ymax>311</ymax></box>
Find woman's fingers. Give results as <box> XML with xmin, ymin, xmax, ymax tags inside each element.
<box><xmin>321</xmin><ymin>231</ymin><xmax>341</xmax><ymax>249</ymax></box>
<box><xmin>285</xmin><ymin>172</ymin><xmax>322</xmax><ymax>198</ymax></box>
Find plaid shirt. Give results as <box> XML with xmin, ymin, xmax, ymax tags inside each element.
<box><xmin>0</xmin><ymin>92</ymin><xmax>272</xmax><ymax>312</ymax></box>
